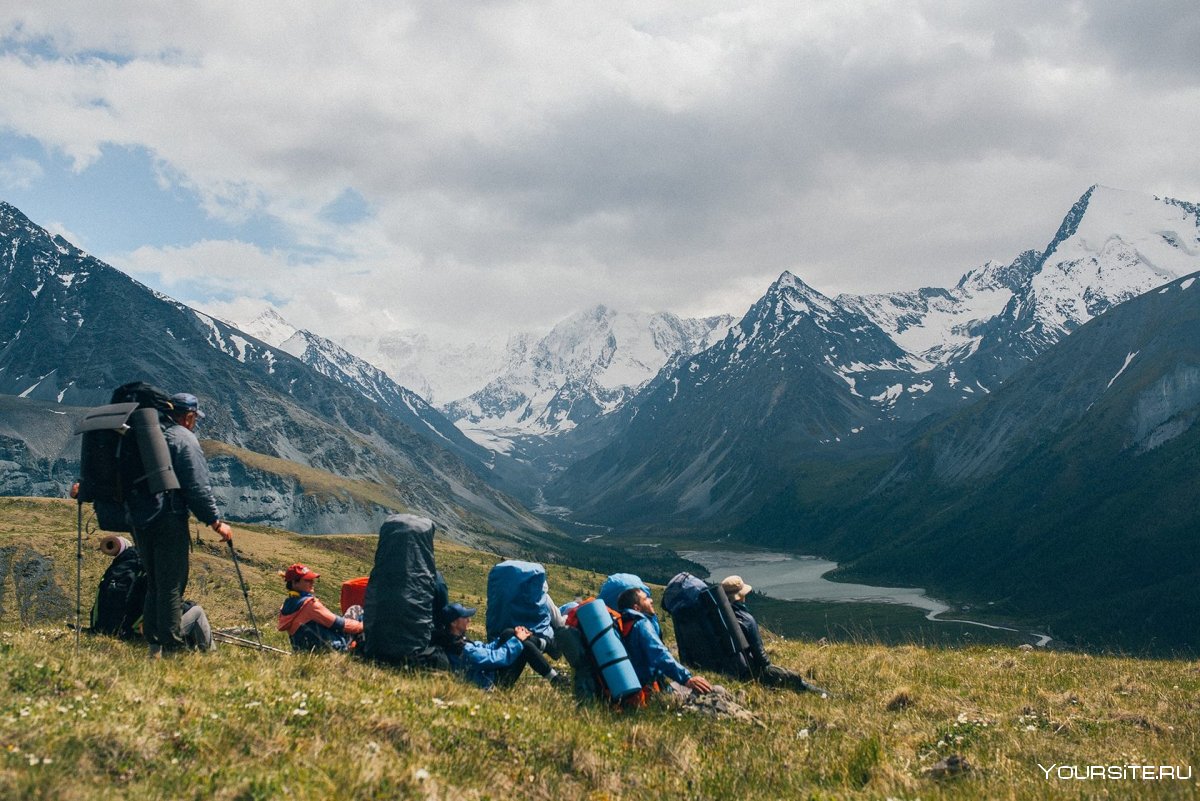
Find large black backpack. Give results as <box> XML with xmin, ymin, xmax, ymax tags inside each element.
<box><xmin>663</xmin><ymin>572</ymin><xmax>752</xmax><ymax>679</ymax></box>
<box><xmin>77</xmin><ymin>382</ymin><xmax>179</xmax><ymax>532</ymax></box>
<box><xmin>362</xmin><ymin>514</ymin><xmax>447</xmax><ymax>669</ymax></box>
<box><xmin>89</xmin><ymin>548</ymin><xmax>147</xmax><ymax>639</ymax></box>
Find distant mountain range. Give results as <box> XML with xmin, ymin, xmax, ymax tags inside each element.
<box><xmin>0</xmin><ymin>201</ymin><xmax>552</xmax><ymax>544</ymax></box>
<box><xmin>548</xmin><ymin>186</ymin><xmax>1200</xmax><ymax>530</ymax></box>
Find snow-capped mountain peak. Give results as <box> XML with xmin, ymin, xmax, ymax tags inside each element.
<box><xmin>444</xmin><ymin>306</ymin><xmax>734</xmax><ymax>442</ymax></box>
<box><xmin>1022</xmin><ymin>185</ymin><xmax>1199</xmax><ymax>345</ymax></box>
<box><xmin>242</xmin><ymin>308</ymin><xmax>299</xmax><ymax>349</ymax></box>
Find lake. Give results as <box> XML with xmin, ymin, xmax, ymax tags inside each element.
<box><xmin>680</xmin><ymin>549</ymin><xmax>1053</xmax><ymax>646</ymax></box>
<box><xmin>679</xmin><ymin>549</ymin><xmax>953</xmax><ymax>615</ymax></box>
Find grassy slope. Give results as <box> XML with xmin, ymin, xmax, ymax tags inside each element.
<box><xmin>1</xmin><ymin>499</ymin><xmax>1198</xmax><ymax>800</ymax></box>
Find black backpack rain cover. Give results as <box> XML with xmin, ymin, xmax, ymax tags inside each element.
<box><xmin>90</xmin><ymin>548</ymin><xmax>147</xmax><ymax>639</ymax></box>
<box><xmin>664</xmin><ymin>572</ymin><xmax>751</xmax><ymax>679</ymax></box>
<box><xmin>362</xmin><ymin>514</ymin><xmax>438</xmax><ymax>662</ymax></box>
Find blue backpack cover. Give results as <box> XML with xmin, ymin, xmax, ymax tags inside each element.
<box><xmin>598</xmin><ymin>573</ymin><xmax>651</xmax><ymax>610</ymax></box>
<box><xmin>485</xmin><ymin>560</ymin><xmax>552</xmax><ymax>640</ymax></box>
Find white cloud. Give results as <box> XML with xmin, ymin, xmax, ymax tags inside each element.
<box><xmin>0</xmin><ymin>155</ymin><xmax>43</xmax><ymax>190</ymax></box>
<box><xmin>1</xmin><ymin>1</ymin><xmax>1198</xmax><ymax>342</ymax></box>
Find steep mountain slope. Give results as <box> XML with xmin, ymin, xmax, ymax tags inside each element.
<box><xmin>0</xmin><ymin>202</ymin><xmax>551</xmax><ymax>540</ymax></box>
<box><xmin>546</xmin><ymin>273</ymin><xmax>916</xmax><ymax>527</ymax></box>
<box><xmin>761</xmin><ymin>272</ymin><xmax>1200</xmax><ymax>649</ymax></box>
<box><xmin>841</xmin><ymin>186</ymin><xmax>1200</xmax><ymax>418</ymax></box>
<box><xmin>240</xmin><ymin>310</ymin><xmax>497</xmax><ymax>475</ymax></box>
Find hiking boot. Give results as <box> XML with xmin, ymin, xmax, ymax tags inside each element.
<box><xmin>148</xmin><ymin>644</ymin><xmax>163</xmax><ymax>660</ymax></box>
<box><xmin>549</xmin><ymin>670</ymin><xmax>571</xmax><ymax>689</ymax></box>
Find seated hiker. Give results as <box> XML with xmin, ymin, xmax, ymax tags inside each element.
<box><xmin>435</xmin><ymin>603</ymin><xmax>565</xmax><ymax>690</ymax></box>
<box><xmin>617</xmin><ymin>587</ymin><xmax>712</xmax><ymax>696</ymax></box>
<box><xmin>277</xmin><ymin>563</ymin><xmax>363</xmax><ymax>651</ymax></box>
<box><xmin>485</xmin><ymin>560</ymin><xmax>563</xmax><ymax>659</ymax></box>
<box><xmin>180</xmin><ymin>601</ymin><xmax>215</xmax><ymax>652</ymax></box>
<box><xmin>721</xmin><ymin>576</ymin><xmax>827</xmax><ymax>695</ymax></box>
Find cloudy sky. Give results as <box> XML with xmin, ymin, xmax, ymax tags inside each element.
<box><xmin>2</xmin><ymin>1</ymin><xmax>1198</xmax><ymax>345</ymax></box>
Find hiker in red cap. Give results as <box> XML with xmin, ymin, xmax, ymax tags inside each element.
<box><xmin>277</xmin><ymin>563</ymin><xmax>363</xmax><ymax>651</ymax></box>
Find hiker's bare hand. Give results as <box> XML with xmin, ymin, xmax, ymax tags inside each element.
<box><xmin>212</xmin><ymin>521</ymin><xmax>233</xmax><ymax>542</ymax></box>
<box><xmin>514</xmin><ymin>626</ymin><xmax>531</xmax><ymax>641</ymax></box>
<box><xmin>686</xmin><ymin>676</ymin><xmax>713</xmax><ymax>694</ymax></box>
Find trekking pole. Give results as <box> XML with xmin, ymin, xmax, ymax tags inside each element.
<box><xmin>75</xmin><ymin>499</ymin><xmax>83</xmax><ymax>652</ymax></box>
<box><xmin>225</xmin><ymin>540</ymin><xmax>264</xmax><ymax>647</ymax></box>
<box><xmin>213</xmin><ymin>630</ymin><xmax>289</xmax><ymax>655</ymax></box>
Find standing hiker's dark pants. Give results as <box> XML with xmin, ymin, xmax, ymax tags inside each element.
<box><xmin>134</xmin><ymin>513</ymin><xmax>190</xmax><ymax>651</ymax></box>
<box><xmin>495</xmin><ymin>628</ymin><xmax>554</xmax><ymax>687</ymax></box>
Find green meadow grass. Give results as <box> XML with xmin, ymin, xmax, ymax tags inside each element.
<box><xmin>1</xmin><ymin>499</ymin><xmax>1197</xmax><ymax>800</ymax></box>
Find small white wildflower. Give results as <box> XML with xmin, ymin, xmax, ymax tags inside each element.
<box><xmin>19</xmin><ymin>708</ymin><xmax>30</xmax><ymax>717</ymax></box>
<box><xmin>503</xmin><ymin>713</ymin><xmax>511</xmax><ymax>721</ymax></box>
<box><xmin>292</xmin><ymin>708</ymin><xmax>309</xmax><ymax>716</ymax></box>
<box><xmin>172</xmin><ymin>758</ymin><xmax>179</xmax><ymax>765</ymax></box>
<box><xmin>367</xmin><ymin>741</ymin><xmax>380</xmax><ymax>754</ymax></box>
<box><xmin>798</xmin><ymin>729</ymin><xmax>810</xmax><ymax>740</ymax></box>
<box><xmin>42</xmin><ymin>757</ymin><xmax>52</xmax><ymax>765</ymax></box>
<box><xmin>1025</xmin><ymin>725</ymin><xmax>1036</xmax><ymax>731</ymax></box>
<box><xmin>414</xmin><ymin>768</ymin><xmax>431</xmax><ymax>782</ymax></box>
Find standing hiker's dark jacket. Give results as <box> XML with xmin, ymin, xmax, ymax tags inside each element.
<box><xmin>731</xmin><ymin>600</ymin><xmax>770</xmax><ymax>673</ymax></box>
<box><xmin>162</xmin><ymin>422</ymin><xmax>220</xmax><ymax>525</ymax></box>
<box><xmin>621</xmin><ymin>608</ymin><xmax>692</xmax><ymax>687</ymax></box>
<box><xmin>124</xmin><ymin>420</ymin><xmax>221</xmax><ymax>529</ymax></box>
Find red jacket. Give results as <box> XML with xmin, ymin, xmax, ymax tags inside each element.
<box><xmin>277</xmin><ymin>592</ymin><xmax>363</xmax><ymax>637</ymax></box>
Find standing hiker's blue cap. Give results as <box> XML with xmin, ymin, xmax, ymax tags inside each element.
<box><xmin>170</xmin><ymin>392</ymin><xmax>205</xmax><ymax>419</ymax></box>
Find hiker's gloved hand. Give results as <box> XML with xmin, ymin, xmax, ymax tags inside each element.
<box><xmin>212</xmin><ymin>520</ymin><xmax>233</xmax><ymax>542</ymax></box>
<box><xmin>686</xmin><ymin>676</ymin><xmax>713</xmax><ymax>694</ymax></box>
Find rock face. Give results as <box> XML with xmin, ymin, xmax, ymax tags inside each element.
<box><xmin>0</xmin><ymin>202</ymin><xmax>553</xmax><ymax>543</ymax></box>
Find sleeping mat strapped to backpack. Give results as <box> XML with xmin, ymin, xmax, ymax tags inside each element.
<box><xmin>76</xmin><ymin>382</ymin><xmax>180</xmax><ymax>532</ymax></box>
<box><xmin>574</xmin><ymin>599</ymin><xmax>641</xmax><ymax>700</ymax></box>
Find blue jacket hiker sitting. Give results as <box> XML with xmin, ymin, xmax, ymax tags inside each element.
<box><xmin>434</xmin><ymin>603</ymin><xmax>565</xmax><ymax>690</ymax></box>
<box><xmin>617</xmin><ymin>587</ymin><xmax>712</xmax><ymax>695</ymax></box>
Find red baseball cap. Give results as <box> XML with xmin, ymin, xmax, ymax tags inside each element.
<box><xmin>283</xmin><ymin>563</ymin><xmax>320</xmax><ymax>583</ymax></box>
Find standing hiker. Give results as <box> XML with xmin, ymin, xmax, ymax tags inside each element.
<box><xmin>128</xmin><ymin>392</ymin><xmax>231</xmax><ymax>658</ymax></box>
<box><xmin>721</xmin><ymin>576</ymin><xmax>828</xmax><ymax>695</ymax></box>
